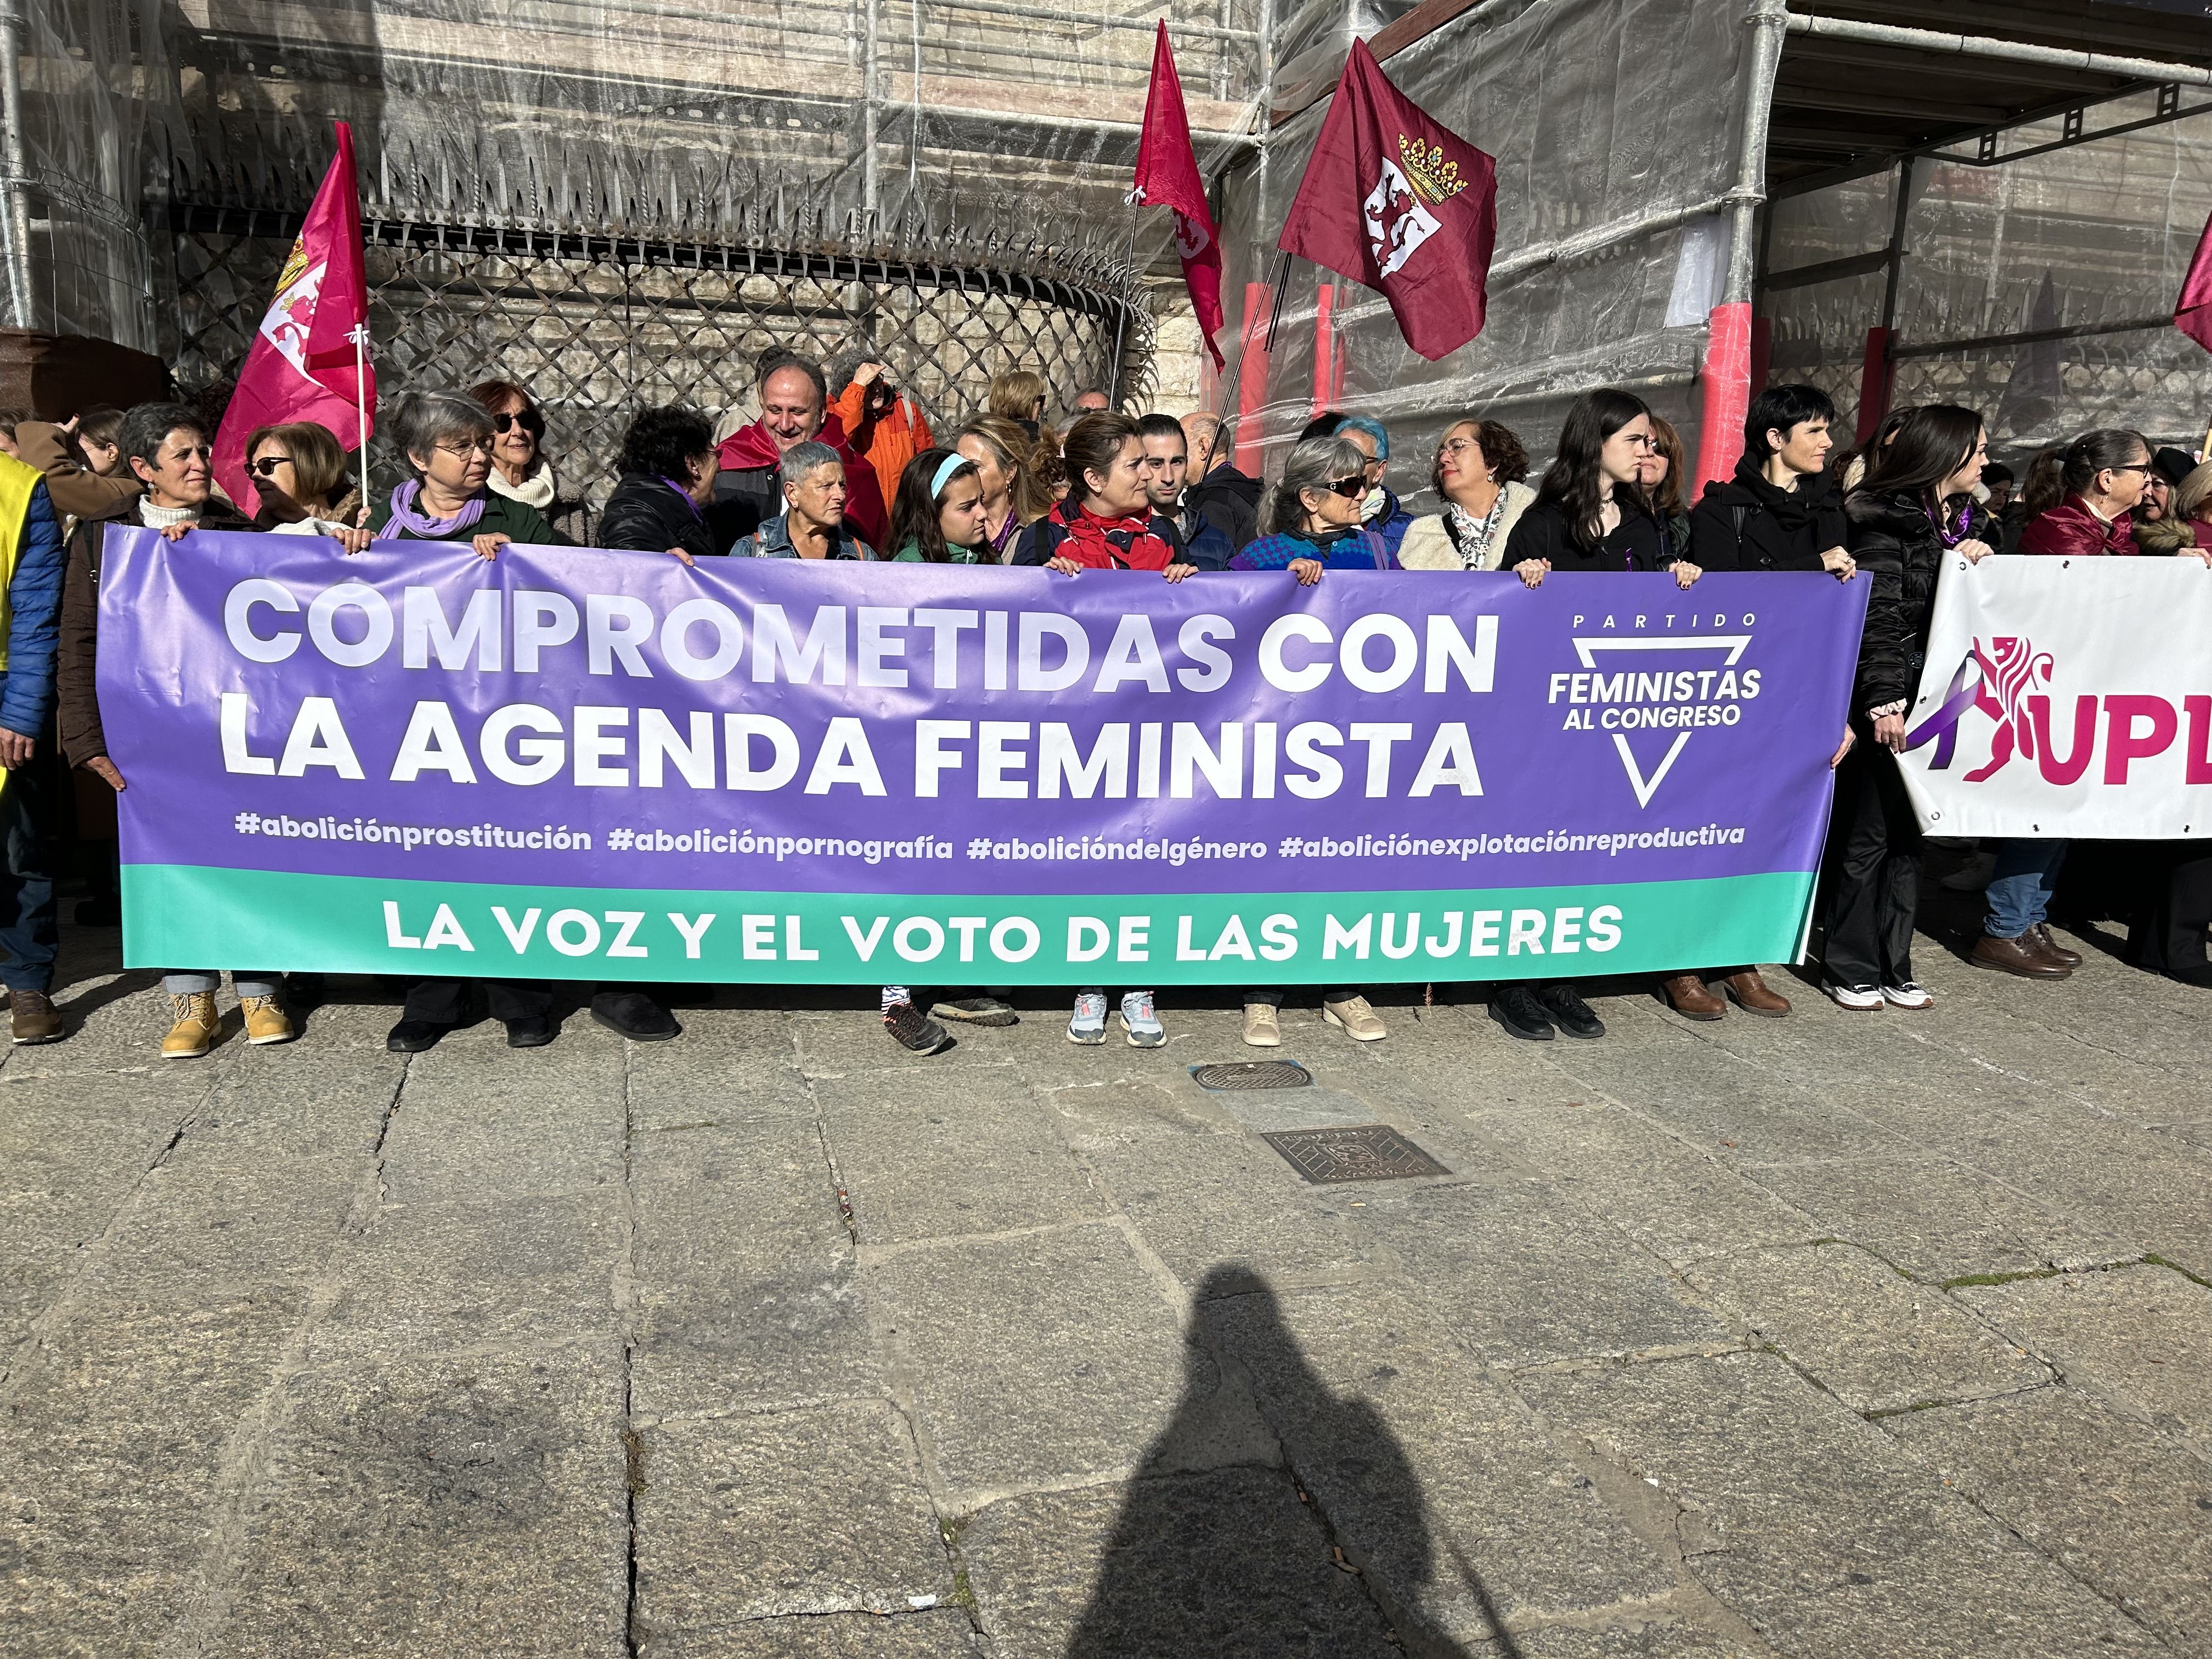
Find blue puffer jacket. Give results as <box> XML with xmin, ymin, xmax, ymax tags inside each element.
<box><xmin>0</xmin><ymin>477</ymin><xmax>65</xmax><ymax>739</ymax></box>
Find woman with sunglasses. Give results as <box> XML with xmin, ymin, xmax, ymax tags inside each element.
<box><xmin>246</xmin><ymin>421</ymin><xmax>372</xmax><ymax>552</ymax></box>
<box><xmin>1226</xmin><ymin>433</ymin><xmax>1393</xmax><ymax>1047</ymax></box>
<box><xmin>470</xmin><ymin>379</ymin><xmax>588</xmax><ymax>543</ymax></box>
<box><xmin>1229</xmin><ymin>433</ymin><xmax>1397</xmax><ymax>579</ymax></box>
<box><xmin>375</xmin><ymin>391</ymin><xmax>556</xmax><ymax>557</ymax></box>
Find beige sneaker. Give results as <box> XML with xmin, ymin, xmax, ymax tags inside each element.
<box><xmin>240</xmin><ymin>995</ymin><xmax>295</xmax><ymax>1046</ymax></box>
<box><xmin>1322</xmin><ymin>995</ymin><xmax>1387</xmax><ymax>1041</ymax></box>
<box><xmin>1242</xmin><ymin>1002</ymin><xmax>1281</xmax><ymax>1047</ymax></box>
<box><xmin>161</xmin><ymin>991</ymin><xmax>221</xmax><ymax>1059</ymax></box>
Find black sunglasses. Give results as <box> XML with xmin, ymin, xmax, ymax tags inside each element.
<box><xmin>493</xmin><ymin>410</ymin><xmax>546</xmax><ymax>438</ymax></box>
<box><xmin>1316</xmin><ymin>476</ymin><xmax>1367</xmax><ymax>499</ymax></box>
<box><xmin>249</xmin><ymin>455</ymin><xmax>291</xmax><ymax>477</ymax></box>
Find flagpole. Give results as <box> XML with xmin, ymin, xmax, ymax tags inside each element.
<box><xmin>1193</xmin><ymin>248</ymin><xmax>1294</xmax><ymax>484</ymax></box>
<box><xmin>349</xmin><ymin>323</ymin><xmax>370</xmax><ymax>527</ymax></box>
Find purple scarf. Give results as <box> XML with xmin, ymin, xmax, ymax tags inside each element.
<box><xmin>388</xmin><ymin>478</ymin><xmax>487</xmax><ymax>538</ymax></box>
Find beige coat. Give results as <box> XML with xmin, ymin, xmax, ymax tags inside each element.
<box><xmin>1398</xmin><ymin>481</ymin><xmax>1536</xmax><ymax>571</ymax></box>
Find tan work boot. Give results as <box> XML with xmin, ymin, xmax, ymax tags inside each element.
<box><xmin>161</xmin><ymin>991</ymin><xmax>221</xmax><ymax>1058</ymax></box>
<box><xmin>240</xmin><ymin>995</ymin><xmax>295</xmax><ymax>1046</ymax></box>
<box><xmin>9</xmin><ymin>988</ymin><xmax>62</xmax><ymax>1045</ymax></box>
<box><xmin>1242</xmin><ymin>1002</ymin><xmax>1282</xmax><ymax>1047</ymax></box>
<box><xmin>1322</xmin><ymin>995</ymin><xmax>1387</xmax><ymax>1041</ymax></box>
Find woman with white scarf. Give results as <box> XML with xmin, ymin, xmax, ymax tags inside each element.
<box><xmin>1398</xmin><ymin>416</ymin><xmax>1536</xmax><ymax>571</ymax></box>
<box><xmin>470</xmin><ymin>379</ymin><xmax>589</xmax><ymax>543</ymax></box>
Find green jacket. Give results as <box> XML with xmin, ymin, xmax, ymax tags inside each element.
<box><xmin>376</xmin><ymin>490</ymin><xmax>557</xmax><ymax>545</ymax></box>
<box><xmin>888</xmin><ymin>541</ymin><xmax>984</xmax><ymax>563</ymax></box>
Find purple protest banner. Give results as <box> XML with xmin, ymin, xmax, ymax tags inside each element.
<box><xmin>100</xmin><ymin>529</ymin><xmax>1865</xmax><ymax>983</ymax></box>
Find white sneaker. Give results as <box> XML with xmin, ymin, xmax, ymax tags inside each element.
<box><xmin>1322</xmin><ymin>995</ymin><xmax>1388</xmax><ymax>1041</ymax></box>
<box><xmin>1882</xmin><ymin>981</ymin><xmax>1935</xmax><ymax>1010</ymax></box>
<box><xmin>1824</xmin><ymin>982</ymin><xmax>1884</xmax><ymax>1012</ymax></box>
<box><xmin>1243</xmin><ymin>1003</ymin><xmax>1282</xmax><ymax>1047</ymax></box>
<box><xmin>1120</xmin><ymin>990</ymin><xmax>1165</xmax><ymax>1048</ymax></box>
<box><xmin>1066</xmin><ymin>991</ymin><xmax>1107</xmax><ymax>1045</ymax></box>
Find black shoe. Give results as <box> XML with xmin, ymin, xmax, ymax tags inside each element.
<box><xmin>505</xmin><ymin>1015</ymin><xmax>558</xmax><ymax>1048</ymax></box>
<box><xmin>1534</xmin><ymin>982</ymin><xmax>1606</xmax><ymax>1039</ymax></box>
<box><xmin>884</xmin><ymin>1001</ymin><xmax>953</xmax><ymax>1055</ymax></box>
<box><xmin>285</xmin><ymin>972</ymin><xmax>328</xmax><ymax>1012</ymax></box>
<box><xmin>930</xmin><ymin>996</ymin><xmax>1018</xmax><ymax>1027</ymax></box>
<box><xmin>1487</xmin><ymin>985</ymin><xmax>1554</xmax><ymax>1042</ymax></box>
<box><xmin>386</xmin><ymin>1018</ymin><xmax>453</xmax><ymax>1054</ymax></box>
<box><xmin>591</xmin><ymin>991</ymin><xmax>681</xmax><ymax>1042</ymax></box>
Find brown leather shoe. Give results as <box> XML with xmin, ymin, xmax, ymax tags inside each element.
<box><xmin>1660</xmin><ymin>973</ymin><xmax>1725</xmax><ymax>1020</ymax></box>
<box><xmin>1971</xmin><ymin>934</ymin><xmax>2072</xmax><ymax>979</ymax></box>
<box><xmin>9</xmin><ymin>988</ymin><xmax>61</xmax><ymax>1045</ymax></box>
<box><xmin>2028</xmin><ymin>923</ymin><xmax>2083</xmax><ymax>970</ymax></box>
<box><xmin>1723</xmin><ymin>970</ymin><xmax>1792</xmax><ymax>1017</ymax></box>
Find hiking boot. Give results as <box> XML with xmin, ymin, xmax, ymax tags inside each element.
<box><xmin>162</xmin><ymin>991</ymin><xmax>221</xmax><ymax>1059</ymax></box>
<box><xmin>884</xmin><ymin>1001</ymin><xmax>953</xmax><ymax>1055</ymax></box>
<box><xmin>9</xmin><ymin>988</ymin><xmax>62</xmax><ymax>1045</ymax></box>
<box><xmin>1066</xmin><ymin>990</ymin><xmax>1108</xmax><ymax>1045</ymax></box>
<box><xmin>1120</xmin><ymin>990</ymin><xmax>1165</xmax><ymax>1048</ymax></box>
<box><xmin>240</xmin><ymin>995</ymin><xmax>295</xmax><ymax>1046</ymax></box>
<box><xmin>932</xmin><ymin>996</ymin><xmax>1018</xmax><ymax>1026</ymax></box>
<box><xmin>1660</xmin><ymin>973</ymin><xmax>1724</xmax><ymax>1020</ymax></box>
<box><xmin>1322</xmin><ymin>995</ymin><xmax>1387</xmax><ymax>1041</ymax></box>
<box><xmin>1534</xmin><ymin>982</ymin><xmax>1606</xmax><ymax>1039</ymax></box>
<box><xmin>1242</xmin><ymin>1003</ymin><xmax>1282</xmax><ymax>1047</ymax></box>
<box><xmin>1723</xmin><ymin>970</ymin><xmax>1792</xmax><ymax>1017</ymax></box>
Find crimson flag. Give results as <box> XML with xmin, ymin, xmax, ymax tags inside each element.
<box><xmin>1133</xmin><ymin>21</ymin><xmax>1226</xmax><ymax>372</ymax></box>
<box><xmin>1276</xmin><ymin>39</ymin><xmax>1497</xmax><ymax>362</ymax></box>
<box><xmin>2177</xmin><ymin>210</ymin><xmax>2212</xmax><ymax>352</ymax></box>
<box><xmin>213</xmin><ymin>121</ymin><xmax>376</xmax><ymax>515</ymax></box>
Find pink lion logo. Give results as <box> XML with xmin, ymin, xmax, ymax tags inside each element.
<box><xmin>1963</xmin><ymin>634</ymin><xmax>2055</xmax><ymax>782</ymax></box>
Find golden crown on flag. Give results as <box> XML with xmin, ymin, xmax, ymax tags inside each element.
<box><xmin>1396</xmin><ymin>132</ymin><xmax>1468</xmax><ymax>206</ymax></box>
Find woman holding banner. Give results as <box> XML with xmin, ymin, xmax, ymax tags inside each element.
<box><xmin>1822</xmin><ymin>404</ymin><xmax>1997</xmax><ymax>1010</ymax></box>
<box><xmin>1487</xmin><ymin>390</ymin><xmax>1701</xmax><ymax>1043</ymax></box>
<box><xmin>375</xmin><ymin>392</ymin><xmax>558</xmax><ymax>557</ymax></box>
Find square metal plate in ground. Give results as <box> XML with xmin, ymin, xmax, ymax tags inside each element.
<box><xmin>1261</xmin><ymin>1125</ymin><xmax>1451</xmax><ymax>1184</ymax></box>
<box><xmin>1190</xmin><ymin>1060</ymin><xmax>1313</xmax><ymax>1091</ymax></box>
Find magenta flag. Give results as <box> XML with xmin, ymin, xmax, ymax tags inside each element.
<box><xmin>212</xmin><ymin>121</ymin><xmax>375</xmax><ymax>516</ymax></box>
<box><xmin>1134</xmin><ymin>22</ymin><xmax>1226</xmax><ymax>372</ymax></box>
<box><xmin>2177</xmin><ymin>210</ymin><xmax>2212</xmax><ymax>352</ymax></box>
<box><xmin>1277</xmin><ymin>39</ymin><xmax>1497</xmax><ymax>362</ymax></box>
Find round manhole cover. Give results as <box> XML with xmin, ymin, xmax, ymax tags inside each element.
<box><xmin>1190</xmin><ymin>1060</ymin><xmax>1313</xmax><ymax>1091</ymax></box>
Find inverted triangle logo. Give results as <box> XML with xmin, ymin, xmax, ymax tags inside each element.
<box><xmin>1611</xmin><ymin>732</ymin><xmax>1693</xmax><ymax>808</ymax></box>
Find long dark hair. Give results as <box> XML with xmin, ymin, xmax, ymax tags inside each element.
<box><xmin>887</xmin><ymin>446</ymin><xmax>980</xmax><ymax>562</ymax></box>
<box><xmin>1855</xmin><ymin>404</ymin><xmax>1984</xmax><ymax>509</ymax></box>
<box><xmin>2022</xmin><ymin>427</ymin><xmax>2149</xmax><ymax>517</ymax></box>
<box><xmin>1534</xmin><ymin>388</ymin><xmax>1651</xmax><ymax>549</ymax></box>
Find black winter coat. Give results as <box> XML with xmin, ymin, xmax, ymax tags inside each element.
<box><xmin>1500</xmin><ymin>497</ymin><xmax>1675</xmax><ymax>573</ymax></box>
<box><xmin>1688</xmin><ymin>460</ymin><xmax>1846</xmax><ymax>573</ymax></box>
<box><xmin>708</xmin><ymin>465</ymin><xmax>778</xmax><ymax>546</ymax></box>
<box><xmin>1844</xmin><ymin>488</ymin><xmax>1991</xmax><ymax>716</ymax></box>
<box><xmin>1185</xmin><ymin>463</ymin><xmax>1260</xmax><ymax>553</ymax></box>
<box><xmin>596</xmin><ymin>473</ymin><xmax>747</xmax><ymax>558</ymax></box>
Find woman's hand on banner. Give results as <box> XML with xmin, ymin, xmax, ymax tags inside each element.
<box><xmin>1046</xmin><ymin>555</ymin><xmax>1084</xmax><ymax>576</ymax></box>
<box><xmin>1289</xmin><ymin>559</ymin><xmax>1323</xmax><ymax>586</ymax></box>
<box><xmin>472</xmin><ymin>533</ymin><xmax>512</xmax><ymax>562</ymax></box>
<box><xmin>1513</xmin><ymin>558</ymin><xmax>1548</xmax><ymax>589</ymax></box>
<box><xmin>1671</xmin><ymin>560</ymin><xmax>1703</xmax><ymax>590</ymax></box>
<box><xmin>86</xmin><ymin>756</ymin><xmax>126</xmax><ymax>792</ymax></box>
<box><xmin>1821</xmin><ymin>546</ymin><xmax>1857</xmax><ymax>580</ymax></box>
<box><xmin>1163</xmin><ymin>562</ymin><xmax>1197</xmax><ymax>584</ymax></box>
<box><xmin>2185</xmin><ymin>544</ymin><xmax>2212</xmax><ymax>568</ymax></box>
<box><xmin>664</xmin><ymin>546</ymin><xmax>697</xmax><ymax>568</ymax></box>
<box><xmin>1830</xmin><ymin>726</ymin><xmax>1855</xmax><ymax>769</ymax></box>
<box><xmin>159</xmin><ymin>522</ymin><xmax>192</xmax><ymax>543</ymax></box>
<box><xmin>1956</xmin><ymin>538</ymin><xmax>1995</xmax><ymax>564</ymax></box>
<box><xmin>1874</xmin><ymin>713</ymin><xmax>1906</xmax><ymax>752</ymax></box>
<box><xmin>332</xmin><ymin>526</ymin><xmax>372</xmax><ymax>555</ymax></box>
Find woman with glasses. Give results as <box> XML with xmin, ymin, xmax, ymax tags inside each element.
<box><xmin>375</xmin><ymin>391</ymin><xmax>556</xmax><ymax>556</ymax></box>
<box><xmin>1398</xmin><ymin>417</ymin><xmax>1534</xmax><ymax>571</ymax></box>
<box><xmin>2017</xmin><ymin>428</ymin><xmax>2151</xmax><ymax>558</ymax></box>
<box><xmin>1229</xmin><ymin>433</ymin><xmax>1398</xmax><ymax>577</ymax></box>
<box><xmin>469</xmin><ymin>379</ymin><xmax>586</xmax><ymax>543</ymax></box>
<box><xmin>246</xmin><ymin>421</ymin><xmax>372</xmax><ymax>551</ymax></box>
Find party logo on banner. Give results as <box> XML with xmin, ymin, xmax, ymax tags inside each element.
<box><xmin>1544</xmin><ymin>607</ymin><xmax>1764</xmax><ymax>808</ymax></box>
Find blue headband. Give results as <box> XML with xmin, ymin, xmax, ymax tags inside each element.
<box><xmin>932</xmin><ymin>455</ymin><xmax>970</xmax><ymax>498</ymax></box>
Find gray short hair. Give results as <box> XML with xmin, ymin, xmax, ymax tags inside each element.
<box><xmin>780</xmin><ymin>441</ymin><xmax>842</xmax><ymax>488</ymax></box>
<box><xmin>387</xmin><ymin>391</ymin><xmax>494</xmax><ymax>473</ymax></box>
<box><xmin>118</xmin><ymin>402</ymin><xmax>204</xmax><ymax>470</ymax></box>
<box><xmin>1262</xmin><ymin>436</ymin><xmax>1369</xmax><ymax>535</ymax></box>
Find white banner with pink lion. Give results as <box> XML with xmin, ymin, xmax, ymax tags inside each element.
<box><xmin>1898</xmin><ymin>557</ymin><xmax>2212</xmax><ymax>838</ymax></box>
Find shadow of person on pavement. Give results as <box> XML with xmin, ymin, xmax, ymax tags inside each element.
<box><xmin>1065</xmin><ymin>1266</ymin><xmax>1513</xmax><ymax>1659</ymax></box>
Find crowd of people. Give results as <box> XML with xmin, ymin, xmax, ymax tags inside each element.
<box><xmin>0</xmin><ymin>349</ymin><xmax>2204</xmax><ymax>1064</ymax></box>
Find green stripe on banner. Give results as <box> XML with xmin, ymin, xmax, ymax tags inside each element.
<box><xmin>121</xmin><ymin>865</ymin><xmax>1816</xmax><ymax>984</ymax></box>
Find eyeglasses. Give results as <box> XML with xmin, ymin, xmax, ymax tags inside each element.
<box><xmin>1317</xmin><ymin>476</ymin><xmax>1367</xmax><ymax>499</ymax></box>
<box><xmin>437</xmin><ymin>439</ymin><xmax>496</xmax><ymax>458</ymax></box>
<box><xmin>249</xmin><ymin>455</ymin><xmax>294</xmax><ymax>478</ymax></box>
<box><xmin>1437</xmin><ymin>438</ymin><xmax>1483</xmax><ymax>459</ymax></box>
<box><xmin>493</xmin><ymin>410</ymin><xmax>545</xmax><ymax>438</ymax></box>
<box><xmin>1618</xmin><ymin>433</ymin><xmax>1659</xmax><ymax>452</ymax></box>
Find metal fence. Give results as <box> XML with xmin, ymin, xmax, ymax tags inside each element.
<box><xmin>153</xmin><ymin>199</ymin><xmax>1152</xmax><ymax>508</ymax></box>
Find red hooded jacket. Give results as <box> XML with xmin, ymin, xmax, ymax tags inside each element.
<box><xmin>716</xmin><ymin>411</ymin><xmax>888</xmax><ymax>549</ymax></box>
<box><xmin>2018</xmin><ymin>495</ymin><xmax>2137</xmax><ymax>557</ymax></box>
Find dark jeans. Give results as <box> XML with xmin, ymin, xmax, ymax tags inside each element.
<box><xmin>1984</xmin><ymin>839</ymin><xmax>2069</xmax><ymax>938</ymax></box>
<box><xmin>2131</xmin><ymin>843</ymin><xmax>2212</xmax><ymax>980</ymax></box>
<box><xmin>0</xmin><ymin>753</ymin><xmax>61</xmax><ymax>993</ymax></box>
<box><xmin>1820</xmin><ymin>733</ymin><xmax>1922</xmax><ymax>989</ymax></box>
<box><xmin>403</xmin><ymin>978</ymin><xmax>555</xmax><ymax>1025</ymax></box>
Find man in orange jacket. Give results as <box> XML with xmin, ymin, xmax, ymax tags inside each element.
<box><xmin>831</xmin><ymin>361</ymin><xmax>933</xmax><ymax>508</ymax></box>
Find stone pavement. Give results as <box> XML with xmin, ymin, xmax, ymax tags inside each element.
<box><xmin>3</xmin><ymin>909</ymin><xmax>2211</xmax><ymax>1658</ymax></box>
